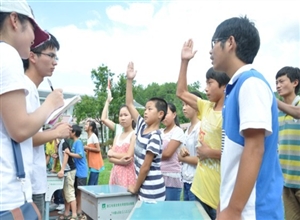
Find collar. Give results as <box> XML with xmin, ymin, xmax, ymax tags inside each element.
<box><xmin>228</xmin><ymin>64</ymin><xmax>254</xmax><ymax>85</ymax></box>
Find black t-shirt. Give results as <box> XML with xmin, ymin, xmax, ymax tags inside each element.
<box><xmin>62</xmin><ymin>139</ymin><xmax>76</xmax><ymax>171</ymax></box>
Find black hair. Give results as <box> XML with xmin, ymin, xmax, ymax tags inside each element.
<box><xmin>167</xmin><ymin>102</ymin><xmax>180</xmax><ymax>127</ymax></box>
<box><xmin>119</xmin><ymin>104</ymin><xmax>136</xmax><ymax>129</ymax></box>
<box><xmin>0</xmin><ymin>12</ymin><xmax>31</xmax><ymax>32</ymax></box>
<box><xmin>206</xmin><ymin>67</ymin><xmax>230</xmax><ymax>87</ymax></box>
<box><xmin>72</xmin><ymin>124</ymin><xmax>82</xmax><ymax>138</ymax></box>
<box><xmin>87</xmin><ymin>120</ymin><xmax>99</xmax><ymax>138</ymax></box>
<box><xmin>190</xmin><ymin>91</ymin><xmax>203</xmax><ymax>99</ymax></box>
<box><xmin>23</xmin><ymin>32</ymin><xmax>60</xmax><ymax>71</ymax></box>
<box><xmin>276</xmin><ymin>66</ymin><xmax>300</xmax><ymax>94</ymax></box>
<box><xmin>212</xmin><ymin>16</ymin><xmax>260</xmax><ymax>64</ymax></box>
<box><xmin>147</xmin><ymin>97</ymin><xmax>168</xmax><ymax>121</ymax></box>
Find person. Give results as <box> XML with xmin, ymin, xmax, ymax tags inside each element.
<box><xmin>276</xmin><ymin>66</ymin><xmax>300</xmax><ymax>219</ymax></box>
<box><xmin>57</xmin><ymin>138</ymin><xmax>77</xmax><ymax>220</ymax></box>
<box><xmin>177</xmin><ymin>62</ymin><xmax>228</xmax><ymax>219</ymax></box>
<box><xmin>209</xmin><ymin>16</ymin><xmax>283</xmax><ymax>219</ymax></box>
<box><xmin>178</xmin><ymin>91</ymin><xmax>202</xmax><ymax>201</ymax></box>
<box><xmin>67</xmin><ymin>124</ymin><xmax>88</xmax><ymax>220</ymax></box>
<box><xmin>126</xmin><ymin>62</ymin><xmax>167</xmax><ymax>201</ymax></box>
<box><xmin>106</xmin><ymin>104</ymin><xmax>137</xmax><ymax>188</ymax></box>
<box><xmin>84</xmin><ymin>120</ymin><xmax>104</xmax><ymax>185</ymax></box>
<box><xmin>160</xmin><ymin>102</ymin><xmax>184</xmax><ymax>201</ymax></box>
<box><xmin>23</xmin><ymin>32</ymin><xmax>71</xmax><ymax>218</ymax></box>
<box><xmin>0</xmin><ymin>0</ymin><xmax>64</xmax><ymax>214</ymax></box>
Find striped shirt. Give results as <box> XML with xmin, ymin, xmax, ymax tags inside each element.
<box><xmin>278</xmin><ymin>95</ymin><xmax>300</xmax><ymax>188</ymax></box>
<box><xmin>134</xmin><ymin>116</ymin><xmax>166</xmax><ymax>201</ymax></box>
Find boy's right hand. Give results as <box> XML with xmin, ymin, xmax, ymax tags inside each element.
<box><xmin>45</xmin><ymin>89</ymin><xmax>64</xmax><ymax>110</ymax></box>
<box><xmin>126</xmin><ymin>62</ymin><xmax>137</xmax><ymax>80</ymax></box>
<box><xmin>181</xmin><ymin>39</ymin><xmax>197</xmax><ymax>61</ymax></box>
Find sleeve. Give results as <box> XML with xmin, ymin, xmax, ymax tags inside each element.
<box><xmin>239</xmin><ymin>77</ymin><xmax>273</xmax><ymax>136</ymax></box>
<box><xmin>73</xmin><ymin>141</ymin><xmax>84</xmax><ymax>157</ymax></box>
<box><xmin>171</xmin><ymin>126</ymin><xmax>185</xmax><ymax>143</ymax></box>
<box><xmin>0</xmin><ymin>44</ymin><xmax>28</xmax><ymax>95</ymax></box>
<box><xmin>197</xmin><ymin>98</ymin><xmax>212</xmax><ymax>120</ymax></box>
<box><xmin>135</xmin><ymin>115</ymin><xmax>144</xmax><ymax>135</ymax></box>
<box><xmin>91</xmin><ymin>133</ymin><xmax>99</xmax><ymax>144</ymax></box>
<box><xmin>62</xmin><ymin>140</ymin><xmax>69</xmax><ymax>152</ymax></box>
<box><xmin>146</xmin><ymin>132</ymin><xmax>162</xmax><ymax>156</ymax></box>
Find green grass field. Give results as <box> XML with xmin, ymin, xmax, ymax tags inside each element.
<box><xmin>98</xmin><ymin>158</ymin><xmax>113</xmax><ymax>185</ymax></box>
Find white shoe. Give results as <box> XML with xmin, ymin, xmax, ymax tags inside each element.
<box><xmin>57</xmin><ymin>209</ymin><xmax>65</xmax><ymax>215</ymax></box>
<box><xmin>56</xmin><ymin>204</ymin><xmax>65</xmax><ymax>211</ymax></box>
<box><xmin>49</xmin><ymin>203</ymin><xmax>58</xmax><ymax>212</ymax></box>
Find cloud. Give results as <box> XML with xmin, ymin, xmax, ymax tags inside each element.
<box><xmin>39</xmin><ymin>0</ymin><xmax>300</xmax><ymax>95</ymax></box>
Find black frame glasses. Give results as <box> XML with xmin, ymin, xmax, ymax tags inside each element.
<box><xmin>34</xmin><ymin>52</ymin><xmax>59</xmax><ymax>61</ymax></box>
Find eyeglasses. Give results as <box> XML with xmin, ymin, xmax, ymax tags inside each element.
<box><xmin>34</xmin><ymin>52</ymin><xmax>59</xmax><ymax>61</ymax></box>
<box><xmin>211</xmin><ymin>38</ymin><xmax>226</xmax><ymax>49</ymax></box>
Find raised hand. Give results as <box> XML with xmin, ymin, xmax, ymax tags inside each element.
<box><xmin>181</xmin><ymin>39</ymin><xmax>197</xmax><ymax>61</ymax></box>
<box><xmin>107</xmin><ymin>88</ymin><xmax>113</xmax><ymax>103</ymax></box>
<box><xmin>126</xmin><ymin>61</ymin><xmax>137</xmax><ymax>80</ymax></box>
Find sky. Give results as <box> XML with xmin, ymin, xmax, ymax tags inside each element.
<box><xmin>29</xmin><ymin>0</ymin><xmax>300</xmax><ymax>96</ymax></box>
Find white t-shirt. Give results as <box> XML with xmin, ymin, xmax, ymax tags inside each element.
<box><xmin>25</xmin><ymin>76</ymin><xmax>47</xmax><ymax>194</ymax></box>
<box><xmin>0</xmin><ymin>42</ymin><xmax>33</xmax><ymax>211</ymax></box>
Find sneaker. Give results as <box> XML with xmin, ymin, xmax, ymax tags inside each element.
<box><xmin>57</xmin><ymin>208</ymin><xmax>65</xmax><ymax>215</ymax></box>
<box><xmin>49</xmin><ymin>203</ymin><xmax>58</xmax><ymax>212</ymax></box>
<box><xmin>56</xmin><ymin>204</ymin><xmax>65</xmax><ymax>211</ymax></box>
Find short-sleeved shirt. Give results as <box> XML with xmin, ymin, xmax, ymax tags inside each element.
<box><xmin>72</xmin><ymin>139</ymin><xmax>88</xmax><ymax>178</ymax></box>
<box><xmin>134</xmin><ymin>116</ymin><xmax>166</xmax><ymax>201</ymax></box>
<box><xmin>58</xmin><ymin>139</ymin><xmax>76</xmax><ymax>171</ymax></box>
<box><xmin>0</xmin><ymin>42</ymin><xmax>33</xmax><ymax>211</ymax></box>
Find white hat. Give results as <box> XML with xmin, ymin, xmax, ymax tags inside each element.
<box><xmin>0</xmin><ymin>0</ymin><xmax>50</xmax><ymax>48</ymax></box>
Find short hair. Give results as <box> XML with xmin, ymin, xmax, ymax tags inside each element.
<box><xmin>206</xmin><ymin>67</ymin><xmax>230</xmax><ymax>87</ymax></box>
<box><xmin>147</xmin><ymin>97</ymin><xmax>168</xmax><ymax>121</ymax></box>
<box><xmin>212</xmin><ymin>16</ymin><xmax>260</xmax><ymax>64</ymax></box>
<box><xmin>72</xmin><ymin>124</ymin><xmax>82</xmax><ymax>137</ymax></box>
<box><xmin>23</xmin><ymin>32</ymin><xmax>60</xmax><ymax>71</ymax></box>
<box><xmin>190</xmin><ymin>91</ymin><xmax>203</xmax><ymax>99</ymax></box>
<box><xmin>276</xmin><ymin>66</ymin><xmax>300</xmax><ymax>94</ymax></box>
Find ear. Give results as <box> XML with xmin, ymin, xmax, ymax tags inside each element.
<box><xmin>9</xmin><ymin>12</ymin><xmax>19</xmax><ymax>30</ymax></box>
<box><xmin>28</xmin><ymin>51</ymin><xmax>37</xmax><ymax>64</ymax></box>
<box><xmin>227</xmin><ymin>35</ymin><xmax>237</xmax><ymax>53</ymax></box>
<box><xmin>158</xmin><ymin>110</ymin><xmax>164</xmax><ymax>120</ymax></box>
<box><xmin>293</xmin><ymin>79</ymin><xmax>299</xmax><ymax>88</ymax></box>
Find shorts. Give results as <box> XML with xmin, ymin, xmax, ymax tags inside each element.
<box><xmin>75</xmin><ymin>177</ymin><xmax>87</xmax><ymax>189</ymax></box>
<box><xmin>63</xmin><ymin>169</ymin><xmax>76</xmax><ymax>203</ymax></box>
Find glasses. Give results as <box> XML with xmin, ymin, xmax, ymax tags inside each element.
<box><xmin>211</xmin><ymin>38</ymin><xmax>226</xmax><ymax>49</ymax></box>
<box><xmin>35</xmin><ymin>52</ymin><xmax>59</xmax><ymax>61</ymax></box>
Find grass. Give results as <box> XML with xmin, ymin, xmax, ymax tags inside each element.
<box><xmin>98</xmin><ymin>158</ymin><xmax>113</xmax><ymax>185</ymax></box>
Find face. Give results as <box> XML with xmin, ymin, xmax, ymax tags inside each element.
<box><xmin>84</xmin><ymin>122</ymin><xmax>90</xmax><ymax>132</ymax></box>
<box><xmin>162</xmin><ymin>107</ymin><xmax>175</xmax><ymax>127</ymax></box>
<box><xmin>205</xmin><ymin>78</ymin><xmax>225</xmax><ymax>102</ymax></box>
<box><xmin>144</xmin><ymin>101</ymin><xmax>159</xmax><ymax>125</ymax></box>
<box><xmin>33</xmin><ymin>47</ymin><xmax>58</xmax><ymax>77</ymax></box>
<box><xmin>209</xmin><ymin>37</ymin><xmax>231</xmax><ymax>73</ymax></box>
<box><xmin>182</xmin><ymin>101</ymin><xmax>197</xmax><ymax>119</ymax></box>
<box><xmin>12</xmin><ymin>13</ymin><xmax>35</xmax><ymax>59</ymax></box>
<box><xmin>119</xmin><ymin>107</ymin><xmax>133</xmax><ymax>128</ymax></box>
<box><xmin>276</xmin><ymin>75</ymin><xmax>298</xmax><ymax>98</ymax></box>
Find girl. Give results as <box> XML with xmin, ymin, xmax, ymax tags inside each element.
<box><xmin>160</xmin><ymin>103</ymin><xmax>184</xmax><ymax>201</ymax></box>
<box><xmin>84</xmin><ymin>120</ymin><xmax>104</xmax><ymax>185</ymax></box>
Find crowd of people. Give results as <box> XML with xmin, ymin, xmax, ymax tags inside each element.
<box><xmin>0</xmin><ymin>0</ymin><xmax>299</xmax><ymax>220</ymax></box>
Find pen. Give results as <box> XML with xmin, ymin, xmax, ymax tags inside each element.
<box><xmin>47</xmin><ymin>78</ymin><xmax>54</xmax><ymax>91</ymax></box>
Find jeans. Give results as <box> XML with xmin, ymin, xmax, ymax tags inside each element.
<box><xmin>165</xmin><ymin>187</ymin><xmax>182</xmax><ymax>201</ymax></box>
<box><xmin>183</xmin><ymin>182</ymin><xmax>196</xmax><ymax>201</ymax></box>
<box><xmin>195</xmin><ymin>196</ymin><xmax>216</xmax><ymax>220</ymax></box>
<box><xmin>53</xmin><ymin>189</ymin><xmax>64</xmax><ymax>205</ymax></box>
<box><xmin>88</xmin><ymin>172</ymin><xmax>99</xmax><ymax>185</ymax></box>
<box><xmin>32</xmin><ymin>193</ymin><xmax>45</xmax><ymax>220</ymax></box>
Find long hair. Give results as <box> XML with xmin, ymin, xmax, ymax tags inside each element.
<box><xmin>168</xmin><ymin>102</ymin><xmax>180</xmax><ymax>127</ymax></box>
<box><xmin>88</xmin><ymin>120</ymin><xmax>98</xmax><ymax>138</ymax></box>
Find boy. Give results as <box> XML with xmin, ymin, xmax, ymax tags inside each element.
<box><xmin>57</xmin><ymin>139</ymin><xmax>77</xmax><ymax>220</ymax></box>
<box><xmin>23</xmin><ymin>33</ymin><xmax>70</xmax><ymax>218</ymax></box>
<box><xmin>126</xmin><ymin>62</ymin><xmax>167</xmax><ymax>201</ymax></box>
<box><xmin>276</xmin><ymin>66</ymin><xmax>300</xmax><ymax>219</ymax></box>
<box><xmin>176</xmin><ymin>47</ymin><xmax>229</xmax><ymax>219</ymax></box>
<box><xmin>210</xmin><ymin>16</ymin><xmax>283</xmax><ymax>219</ymax></box>
<box><xmin>67</xmin><ymin>124</ymin><xmax>88</xmax><ymax>219</ymax></box>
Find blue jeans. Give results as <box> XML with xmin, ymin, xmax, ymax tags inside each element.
<box><xmin>53</xmin><ymin>189</ymin><xmax>64</xmax><ymax>205</ymax></box>
<box><xmin>183</xmin><ymin>182</ymin><xmax>196</xmax><ymax>201</ymax></box>
<box><xmin>32</xmin><ymin>193</ymin><xmax>45</xmax><ymax>220</ymax></box>
<box><xmin>88</xmin><ymin>172</ymin><xmax>99</xmax><ymax>185</ymax></box>
<box><xmin>195</xmin><ymin>196</ymin><xmax>216</xmax><ymax>220</ymax></box>
<box><xmin>165</xmin><ymin>187</ymin><xmax>182</xmax><ymax>201</ymax></box>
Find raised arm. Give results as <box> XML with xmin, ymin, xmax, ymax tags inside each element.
<box><xmin>101</xmin><ymin>92</ymin><xmax>116</xmax><ymax>131</ymax></box>
<box><xmin>277</xmin><ymin>99</ymin><xmax>300</xmax><ymax>119</ymax></box>
<box><xmin>0</xmin><ymin>89</ymin><xmax>64</xmax><ymax>143</ymax></box>
<box><xmin>126</xmin><ymin>62</ymin><xmax>140</xmax><ymax>122</ymax></box>
<box><xmin>176</xmin><ymin>39</ymin><xmax>199</xmax><ymax>111</ymax></box>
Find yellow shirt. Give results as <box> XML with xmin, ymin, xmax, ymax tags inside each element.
<box><xmin>191</xmin><ymin>99</ymin><xmax>222</xmax><ymax>209</ymax></box>
<box><xmin>45</xmin><ymin>140</ymin><xmax>61</xmax><ymax>172</ymax></box>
